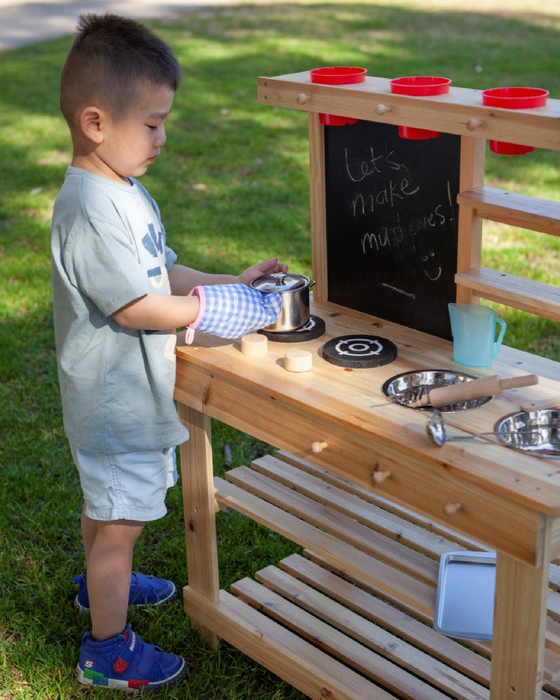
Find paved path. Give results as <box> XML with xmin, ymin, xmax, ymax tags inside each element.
<box><xmin>0</xmin><ymin>0</ymin><xmax>242</xmax><ymax>51</ymax></box>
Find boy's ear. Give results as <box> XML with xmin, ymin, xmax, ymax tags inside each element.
<box><xmin>78</xmin><ymin>106</ymin><xmax>106</xmax><ymax>144</ymax></box>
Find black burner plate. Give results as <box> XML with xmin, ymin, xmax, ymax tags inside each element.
<box><xmin>322</xmin><ymin>334</ymin><xmax>398</xmax><ymax>368</ymax></box>
<box><xmin>259</xmin><ymin>315</ymin><xmax>326</xmax><ymax>343</ymax></box>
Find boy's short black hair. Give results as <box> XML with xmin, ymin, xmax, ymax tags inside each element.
<box><xmin>60</xmin><ymin>13</ymin><xmax>182</xmax><ymax>126</ymax></box>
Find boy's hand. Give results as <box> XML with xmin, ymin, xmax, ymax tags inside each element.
<box><xmin>238</xmin><ymin>257</ymin><xmax>288</xmax><ymax>286</ymax></box>
<box><xmin>184</xmin><ymin>283</ymin><xmax>282</xmax><ymax>344</ymax></box>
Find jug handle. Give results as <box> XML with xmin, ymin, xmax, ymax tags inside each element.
<box><xmin>492</xmin><ymin>317</ymin><xmax>507</xmax><ymax>357</ymax></box>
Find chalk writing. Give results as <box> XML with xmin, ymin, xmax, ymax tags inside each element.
<box><xmin>381</xmin><ymin>283</ymin><xmax>416</xmax><ymax>299</ymax></box>
<box><xmin>352</xmin><ymin>179</ymin><xmax>420</xmax><ymax>216</ymax></box>
<box><xmin>344</xmin><ymin>147</ymin><xmax>407</xmax><ymax>182</ymax></box>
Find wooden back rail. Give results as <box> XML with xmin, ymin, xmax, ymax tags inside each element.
<box><xmin>257</xmin><ymin>73</ymin><xmax>560</xmax><ymax>320</ymax></box>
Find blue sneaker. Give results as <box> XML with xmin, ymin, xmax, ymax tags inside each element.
<box><xmin>74</xmin><ymin>572</ymin><xmax>176</xmax><ymax>615</ymax></box>
<box><xmin>76</xmin><ymin>624</ymin><xmax>187</xmax><ymax>692</ymax></box>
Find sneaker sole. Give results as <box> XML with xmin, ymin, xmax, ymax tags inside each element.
<box><xmin>75</xmin><ymin>583</ymin><xmax>177</xmax><ymax>615</ymax></box>
<box><xmin>76</xmin><ymin>657</ymin><xmax>188</xmax><ymax>693</ymax></box>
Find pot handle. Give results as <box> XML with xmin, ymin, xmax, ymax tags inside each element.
<box><xmin>309</xmin><ymin>279</ymin><xmax>316</xmax><ymax>288</ymax></box>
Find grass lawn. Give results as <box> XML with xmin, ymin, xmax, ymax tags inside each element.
<box><xmin>1</xmin><ymin>1</ymin><xmax>559</xmax><ymax>698</ymax></box>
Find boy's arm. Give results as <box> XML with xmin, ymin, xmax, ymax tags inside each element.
<box><xmin>112</xmin><ymin>292</ymin><xmax>200</xmax><ymax>331</ymax></box>
<box><xmin>167</xmin><ymin>257</ymin><xmax>288</xmax><ymax>295</ymax></box>
<box><xmin>167</xmin><ymin>265</ymin><xmax>237</xmax><ymax>295</ymax></box>
<box><xmin>113</xmin><ymin>258</ymin><xmax>288</xmax><ymax>331</ymax></box>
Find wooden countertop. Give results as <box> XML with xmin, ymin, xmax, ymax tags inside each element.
<box><xmin>175</xmin><ymin>299</ymin><xmax>560</xmax><ymax>517</ymax></box>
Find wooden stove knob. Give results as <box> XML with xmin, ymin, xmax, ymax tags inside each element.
<box><xmin>284</xmin><ymin>350</ymin><xmax>312</xmax><ymax>372</ymax></box>
<box><xmin>241</xmin><ymin>333</ymin><xmax>268</xmax><ymax>356</ymax></box>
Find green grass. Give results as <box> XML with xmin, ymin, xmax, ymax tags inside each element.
<box><xmin>1</xmin><ymin>1</ymin><xmax>560</xmax><ymax>698</ymax></box>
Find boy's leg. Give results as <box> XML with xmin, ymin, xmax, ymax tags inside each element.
<box><xmin>81</xmin><ymin>503</ymin><xmax>99</xmax><ymax>562</ymax></box>
<box><xmin>76</xmin><ymin>514</ymin><xmax>187</xmax><ymax>692</ymax></box>
<box><xmin>75</xmin><ymin>506</ymin><xmax>176</xmax><ymax>614</ymax></box>
<box><xmin>73</xmin><ymin>449</ymin><xmax>187</xmax><ymax>690</ymax></box>
<box><xmin>83</xmin><ymin>514</ymin><xmax>143</xmax><ymax>640</ymax></box>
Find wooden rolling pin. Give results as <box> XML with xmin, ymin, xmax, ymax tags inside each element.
<box><xmin>410</xmin><ymin>373</ymin><xmax>539</xmax><ymax>408</ymax></box>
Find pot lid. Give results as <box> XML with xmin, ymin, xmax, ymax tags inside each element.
<box><xmin>250</xmin><ymin>272</ymin><xmax>308</xmax><ymax>293</ymax></box>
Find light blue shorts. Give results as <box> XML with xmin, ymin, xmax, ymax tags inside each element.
<box><xmin>70</xmin><ymin>444</ymin><xmax>178</xmax><ymax>522</ymax></box>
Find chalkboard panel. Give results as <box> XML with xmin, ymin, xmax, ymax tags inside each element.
<box><xmin>324</xmin><ymin>120</ymin><xmax>461</xmax><ymax>339</ymax></box>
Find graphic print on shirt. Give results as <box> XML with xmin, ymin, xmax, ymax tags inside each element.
<box><xmin>142</xmin><ymin>222</ymin><xmax>170</xmax><ymax>292</ymax></box>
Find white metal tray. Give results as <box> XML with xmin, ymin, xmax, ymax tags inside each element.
<box><xmin>433</xmin><ymin>551</ymin><xmax>496</xmax><ymax>641</ymax></box>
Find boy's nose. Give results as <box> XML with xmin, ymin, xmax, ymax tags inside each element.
<box><xmin>155</xmin><ymin>127</ymin><xmax>166</xmax><ymax>147</ymax></box>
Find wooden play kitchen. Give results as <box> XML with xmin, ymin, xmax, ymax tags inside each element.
<box><xmin>175</xmin><ymin>70</ymin><xmax>560</xmax><ymax>700</ymax></box>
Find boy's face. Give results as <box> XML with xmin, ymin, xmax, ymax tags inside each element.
<box><xmin>81</xmin><ymin>82</ymin><xmax>175</xmax><ymax>183</ymax></box>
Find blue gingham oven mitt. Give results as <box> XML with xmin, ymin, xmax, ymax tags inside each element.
<box><xmin>184</xmin><ymin>283</ymin><xmax>282</xmax><ymax>344</ymax></box>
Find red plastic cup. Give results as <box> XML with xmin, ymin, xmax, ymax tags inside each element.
<box><xmin>390</xmin><ymin>76</ymin><xmax>452</xmax><ymax>139</ymax></box>
<box><xmin>310</xmin><ymin>66</ymin><xmax>367</xmax><ymax>126</ymax></box>
<box><xmin>482</xmin><ymin>87</ymin><xmax>549</xmax><ymax>155</ymax></box>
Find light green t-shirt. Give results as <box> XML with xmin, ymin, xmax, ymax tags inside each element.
<box><xmin>51</xmin><ymin>167</ymin><xmax>189</xmax><ymax>453</ymax></box>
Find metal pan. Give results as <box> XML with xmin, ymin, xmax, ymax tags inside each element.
<box><xmin>434</xmin><ymin>551</ymin><xmax>496</xmax><ymax>641</ymax></box>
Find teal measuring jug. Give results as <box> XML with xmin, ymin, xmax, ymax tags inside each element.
<box><xmin>448</xmin><ymin>303</ymin><xmax>507</xmax><ymax>368</ymax></box>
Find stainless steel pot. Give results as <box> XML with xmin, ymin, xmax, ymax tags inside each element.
<box><xmin>250</xmin><ymin>272</ymin><xmax>315</xmax><ymax>332</ymax></box>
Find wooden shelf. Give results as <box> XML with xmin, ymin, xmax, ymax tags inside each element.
<box><xmin>458</xmin><ymin>187</ymin><xmax>560</xmax><ymax>237</ymax></box>
<box><xmin>455</xmin><ymin>267</ymin><xmax>560</xmax><ymax>322</ymax></box>
<box><xmin>203</xmin><ymin>451</ymin><xmax>560</xmax><ymax>700</ymax></box>
<box><xmin>455</xmin><ymin>186</ymin><xmax>560</xmax><ymax>318</ymax></box>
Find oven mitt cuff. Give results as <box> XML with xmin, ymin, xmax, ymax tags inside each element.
<box><xmin>184</xmin><ymin>283</ymin><xmax>282</xmax><ymax>344</ymax></box>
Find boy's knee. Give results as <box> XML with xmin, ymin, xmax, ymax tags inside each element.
<box><xmin>97</xmin><ymin>519</ymin><xmax>145</xmax><ymax>546</ymax></box>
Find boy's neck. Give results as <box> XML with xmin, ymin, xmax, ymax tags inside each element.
<box><xmin>71</xmin><ymin>154</ymin><xmax>132</xmax><ymax>186</ymax></box>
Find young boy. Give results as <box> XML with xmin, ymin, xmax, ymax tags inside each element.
<box><xmin>51</xmin><ymin>13</ymin><xmax>285</xmax><ymax>693</ymax></box>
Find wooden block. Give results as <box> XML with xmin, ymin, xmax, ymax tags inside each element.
<box><xmin>285</xmin><ymin>349</ymin><xmax>312</xmax><ymax>372</ymax></box>
<box><xmin>241</xmin><ymin>333</ymin><xmax>268</xmax><ymax>356</ymax></box>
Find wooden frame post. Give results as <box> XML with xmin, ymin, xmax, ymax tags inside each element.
<box><xmin>178</xmin><ymin>403</ymin><xmax>221</xmax><ymax>650</ymax></box>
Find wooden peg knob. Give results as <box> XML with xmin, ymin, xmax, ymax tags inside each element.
<box><xmin>372</xmin><ymin>470</ymin><xmax>391</xmax><ymax>484</ymax></box>
<box><xmin>375</xmin><ymin>103</ymin><xmax>389</xmax><ymax>115</ymax></box>
<box><xmin>466</xmin><ymin>118</ymin><xmax>481</xmax><ymax>131</ymax></box>
<box><xmin>297</xmin><ymin>93</ymin><xmax>311</xmax><ymax>105</ymax></box>
<box><xmin>443</xmin><ymin>502</ymin><xmax>462</xmax><ymax>515</ymax></box>
<box><xmin>311</xmin><ymin>441</ymin><xmax>328</xmax><ymax>453</ymax></box>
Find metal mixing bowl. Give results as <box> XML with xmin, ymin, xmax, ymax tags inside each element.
<box><xmin>382</xmin><ymin>369</ymin><xmax>492</xmax><ymax>412</ymax></box>
<box><xmin>494</xmin><ymin>409</ymin><xmax>560</xmax><ymax>458</ymax></box>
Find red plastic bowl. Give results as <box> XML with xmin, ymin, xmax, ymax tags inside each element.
<box><xmin>482</xmin><ymin>87</ymin><xmax>549</xmax><ymax>109</ymax></box>
<box><xmin>319</xmin><ymin>113</ymin><xmax>358</xmax><ymax>126</ymax></box>
<box><xmin>310</xmin><ymin>66</ymin><xmax>367</xmax><ymax>85</ymax></box>
<box><xmin>390</xmin><ymin>76</ymin><xmax>451</xmax><ymax>96</ymax></box>
<box><xmin>489</xmin><ymin>141</ymin><xmax>534</xmax><ymax>155</ymax></box>
<box><xmin>398</xmin><ymin>125</ymin><xmax>440</xmax><ymax>140</ymax></box>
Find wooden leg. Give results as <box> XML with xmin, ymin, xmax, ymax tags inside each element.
<box><xmin>178</xmin><ymin>403</ymin><xmax>220</xmax><ymax>650</ymax></box>
<box><xmin>490</xmin><ymin>519</ymin><xmax>551</xmax><ymax>700</ymax></box>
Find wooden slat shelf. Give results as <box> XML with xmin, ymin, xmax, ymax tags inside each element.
<box><xmin>214</xmin><ymin>451</ymin><xmax>560</xmax><ymax>700</ymax></box>
<box><xmin>182</xmin><ymin>586</ymin><xmax>389</xmax><ymax>700</ymax></box>
<box><xmin>458</xmin><ymin>187</ymin><xmax>560</xmax><ymax>237</ymax></box>
<box><xmin>454</xmin><ymin>267</ymin><xmax>560</xmax><ymax>322</ymax></box>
